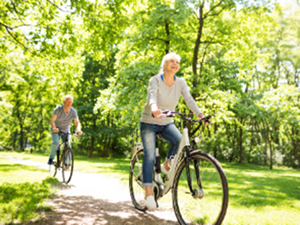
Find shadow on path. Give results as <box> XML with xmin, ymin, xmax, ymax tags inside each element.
<box><xmin>1</xmin><ymin>156</ymin><xmax>178</xmax><ymax>225</ymax></box>
<box><xmin>27</xmin><ymin>195</ymin><xmax>178</xmax><ymax>225</ymax></box>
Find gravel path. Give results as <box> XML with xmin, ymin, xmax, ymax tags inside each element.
<box><xmin>1</xmin><ymin>157</ymin><xmax>178</xmax><ymax>225</ymax></box>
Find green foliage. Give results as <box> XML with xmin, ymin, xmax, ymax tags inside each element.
<box><xmin>0</xmin><ymin>0</ymin><xmax>299</xmax><ymax>167</ymax></box>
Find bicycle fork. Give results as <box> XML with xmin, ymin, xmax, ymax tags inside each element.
<box><xmin>184</xmin><ymin>148</ymin><xmax>204</xmax><ymax>199</ymax></box>
<box><xmin>56</xmin><ymin>147</ymin><xmax>60</xmax><ymax>166</ymax></box>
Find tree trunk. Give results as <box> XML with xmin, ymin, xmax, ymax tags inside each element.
<box><xmin>292</xmin><ymin>126</ymin><xmax>300</xmax><ymax>167</ymax></box>
<box><xmin>88</xmin><ymin>117</ymin><xmax>97</xmax><ymax>158</ymax></box>
<box><xmin>89</xmin><ymin>136</ymin><xmax>94</xmax><ymax>158</ymax></box>
<box><xmin>20</xmin><ymin>125</ymin><xmax>24</xmax><ymax>151</ymax></box>
<box><xmin>264</xmin><ymin>128</ymin><xmax>268</xmax><ymax>166</ymax></box>
<box><xmin>15</xmin><ymin>100</ymin><xmax>25</xmax><ymax>151</ymax></box>
<box><xmin>248</xmin><ymin>118</ymin><xmax>254</xmax><ymax>163</ymax></box>
<box><xmin>229</xmin><ymin>122</ymin><xmax>237</xmax><ymax>162</ymax></box>
<box><xmin>239</xmin><ymin>119</ymin><xmax>244</xmax><ymax>163</ymax></box>
<box><xmin>12</xmin><ymin>130</ymin><xmax>17</xmax><ymax>151</ymax></box>
<box><xmin>192</xmin><ymin>5</ymin><xmax>204</xmax><ymax>78</ymax></box>
<box><xmin>164</xmin><ymin>20</ymin><xmax>170</xmax><ymax>54</ymax></box>
<box><xmin>269</xmin><ymin>125</ymin><xmax>273</xmax><ymax>170</ymax></box>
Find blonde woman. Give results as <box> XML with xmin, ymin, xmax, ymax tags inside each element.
<box><xmin>140</xmin><ymin>53</ymin><xmax>207</xmax><ymax>209</ymax></box>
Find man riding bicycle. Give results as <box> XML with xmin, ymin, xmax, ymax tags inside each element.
<box><xmin>47</xmin><ymin>95</ymin><xmax>83</xmax><ymax>165</ymax></box>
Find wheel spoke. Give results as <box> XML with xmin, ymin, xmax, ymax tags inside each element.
<box><xmin>62</xmin><ymin>149</ymin><xmax>74</xmax><ymax>184</ymax></box>
<box><xmin>129</xmin><ymin>150</ymin><xmax>146</xmax><ymax>211</ymax></box>
<box><xmin>173</xmin><ymin>152</ymin><xmax>228</xmax><ymax>225</ymax></box>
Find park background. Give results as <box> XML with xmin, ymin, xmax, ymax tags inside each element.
<box><xmin>1</xmin><ymin>0</ymin><xmax>299</xmax><ymax>168</ymax></box>
<box><xmin>0</xmin><ymin>0</ymin><xmax>300</xmax><ymax>224</ymax></box>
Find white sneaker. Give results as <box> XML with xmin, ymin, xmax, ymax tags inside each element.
<box><xmin>145</xmin><ymin>195</ymin><xmax>156</xmax><ymax>210</ymax></box>
<box><xmin>161</xmin><ymin>157</ymin><xmax>174</xmax><ymax>179</ymax></box>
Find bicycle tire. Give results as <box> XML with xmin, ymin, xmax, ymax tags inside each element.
<box><xmin>62</xmin><ymin>148</ymin><xmax>74</xmax><ymax>184</ymax></box>
<box><xmin>172</xmin><ymin>151</ymin><xmax>228</xmax><ymax>225</ymax></box>
<box><xmin>129</xmin><ymin>149</ymin><xmax>146</xmax><ymax>211</ymax></box>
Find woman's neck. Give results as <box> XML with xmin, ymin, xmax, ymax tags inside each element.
<box><xmin>163</xmin><ymin>72</ymin><xmax>175</xmax><ymax>80</ymax></box>
<box><xmin>163</xmin><ymin>72</ymin><xmax>176</xmax><ymax>87</ymax></box>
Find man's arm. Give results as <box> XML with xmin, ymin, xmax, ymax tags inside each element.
<box><xmin>74</xmin><ymin>118</ymin><xmax>83</xmax><ymax>135</ymax></box>
<box><xmin>50</xmin><ymin>114</ymin><xmax>59</xmax><ymax>133</ymax></box>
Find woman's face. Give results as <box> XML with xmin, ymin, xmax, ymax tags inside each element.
<box><xmin>164</xmin><ymin>56</ymin><xmax>180</xmax><ymax>74</ymax></box>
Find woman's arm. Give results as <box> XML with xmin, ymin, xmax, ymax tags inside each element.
<box><xmin>181</xmin><ymin>79</ymin><xmax>202</xmax><ymax>116</ymax></box>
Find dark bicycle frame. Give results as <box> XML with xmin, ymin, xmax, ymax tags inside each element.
<box><xmin>54</xmin><ymin>131</ymin><xmax>75</xmax><ymax>169</ymax></box>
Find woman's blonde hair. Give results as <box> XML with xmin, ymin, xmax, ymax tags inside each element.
<box><xmin>158</xmin><ymin>52</ymin><xmax>181</xmax><ymax>75</ymax></box>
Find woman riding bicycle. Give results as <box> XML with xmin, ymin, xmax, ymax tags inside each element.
<box><xmin>140</xmin><ymin>52</ymin><xmax>209</xmax><ymax>210</ymax></box>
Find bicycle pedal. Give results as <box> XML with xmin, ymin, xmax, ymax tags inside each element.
<box><xmin>162</xmin><ymin>174</ymin><xmax>169</xmax><ymax>182</ymax></box>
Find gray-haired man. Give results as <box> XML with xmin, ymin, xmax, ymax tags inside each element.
<box><xmin>47</xmin><ymin>95</ymin><xmax>83</xmax><ymax>165</ymax></box>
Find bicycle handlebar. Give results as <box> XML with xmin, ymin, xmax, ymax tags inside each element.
<box><xmin>58</xmin><ymin>131</ymin><xmax>78</xmax><ymax>136</ymax></box>
<box><xmin>154</xmin><ymin>111</ymin><xmax>212</xmax><ymax>124</ymax></box>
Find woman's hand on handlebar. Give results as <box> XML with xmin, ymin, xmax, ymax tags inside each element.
<box><xmin>198</xmin><ymin>113</ymin><xmax>210</xmax><ymax>126</ymax></box>
<box><xmin>151</xmin><ymin>104</ymin><xmax>163</xmax><ymax>119</ymax></box>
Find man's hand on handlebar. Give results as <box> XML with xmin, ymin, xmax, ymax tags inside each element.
<box><xmin>53</xmin><ymin>128</ymin><xmax>59</xmax><ymax>133</ymax></box>
<box><xmin>77</xmin><ymin>131</ymin><xmax>83</xmax><ymax>135</ymax></box>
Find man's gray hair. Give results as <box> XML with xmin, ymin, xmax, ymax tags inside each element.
<box><xmin>158</xmin><ymin>52</ymin><xmax>181</xmax><ymax>75</ymax></box>
<box><xmin>63</xmin><ymin>95</ymin><xmax>73</xmax><ymax>101</ymax></box>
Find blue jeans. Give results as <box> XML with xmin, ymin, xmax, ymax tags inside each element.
<box><xmin>140</xmin><ymin>122</ymin><xmax>182</xmax><ymax>187</ymax></box>
<box><xmin>49</xmin><ymin>128</ymin><xmax>71</xmax><ymax>160</ymax></box>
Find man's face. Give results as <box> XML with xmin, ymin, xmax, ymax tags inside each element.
<box><xmin>63</xmin><ymin>98</ymin><xmax>73</xmax><ymax>109</ymax></box>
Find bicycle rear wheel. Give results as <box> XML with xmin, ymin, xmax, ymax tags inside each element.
<box><xmin>173</xmin><ymin>152</ymin><xmax>228</xmax><ymax>225</ymax></box>
<box><xmin>62</xmin><ymin>148</ymin><xmax>74</xmax><ymax>184</ymax></box>
<box><xmin>129</xmin><ymin>149</ymin><xmax>146</xmax><ymax>211</ymax></box>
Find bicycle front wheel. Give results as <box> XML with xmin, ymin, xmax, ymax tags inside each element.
<box><xmin>173</xmin><ymin>152</ymin><xmax>228</xmax><ymax>225</ymax></box>
<box><xmin>62</xmin><ymin>148</ymin><xmax>74</xmax><ymax>184</ymax></box>
<box><xmin>49</xmin><ymin>163</ymin><xmax>57</xmax><ymax>177</ymax></box>
<box><xmin>129</xmin><ymin>149</ymin><xmax>146</xmax><ymax>211</ymax></box>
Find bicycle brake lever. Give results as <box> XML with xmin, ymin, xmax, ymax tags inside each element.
<box><xmin>204</xmin><ymin>115</ymin><xmax>212</xmax><ymax>124</ymax></box>
<box><xmin>163</xmin><ymin>111</ymin><xmax>174</xmax><ymax>117</ymax></box>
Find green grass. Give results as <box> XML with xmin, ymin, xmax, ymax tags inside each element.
<box><xmin>0</xmin><ymin>151</ymin><xmax>131</xmax><ymax>181</ymax></box>
<box><xmin>0</xmin><ymin>151</ymin><xmax>300</xmax><ymax>224</ymax></box>
<box><xmin>223</xmin><ymin>163</ymin><xmax>300</xmax><ymax>225</ymax></box>
<box><xmin>0</xmin><ymin>157</ymin><xmax>59</xmax><ymax>224</ymax></box>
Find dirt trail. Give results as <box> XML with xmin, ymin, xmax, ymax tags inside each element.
<box><xmin>1</xmin><ymin>157</ymin><xmax>178</xmax><ymax>225</ymax></box>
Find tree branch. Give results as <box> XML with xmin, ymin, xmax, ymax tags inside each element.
<box><xmin>10</xmin><ymin>0</ymin><xmax>19</xmax><ymax>14</ymax></box>
<box><xmin>149</xmin><ymin>37</ymin><xmax>169</xmax><ymax>43</ymax></box>
<box><xmin>9</xmin><ymin>0</ymin><xmax>29</xmax><ymax>25</ymax></box>
<box><xmin>204</xmin><ymin>1</ymin><xmax>235</xmax><ymax>19</ymax></box>
<box><xmin>46</xmin><ymin>0</ymin><xmax>66</xmax><ymax>12</ymax></box>
<box><xmin>198</xmin><ymin>28</ymin><xmax>221</xmax><ymax>78</ymax></box>
<box><xmin>11</xmin><ymin>24</ymin><xmax>32</xmax><ymax>29</ymax></box>
<box><xmin>200</xmin><ymin>40</ymin><xmax>224</xmax><ymax>45</ymax></box>
<box><xmin>46</xmin><ymin>0</ymin><xmax>75</xmax><ymax>14</ymax></box>
<box><xmin>204</xmin><ymin>0</ymin><xmax>225</xmax><ymax>18</ymax></box>
<box><xmin>193</xmin><ymin>10</ymin><xmax>199</xmax><ymax>20</ymax></box>
<box><xmin>0</xmin><ymin>22</ymin><xmax>39</xmax><ymax>57</ymax></box>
